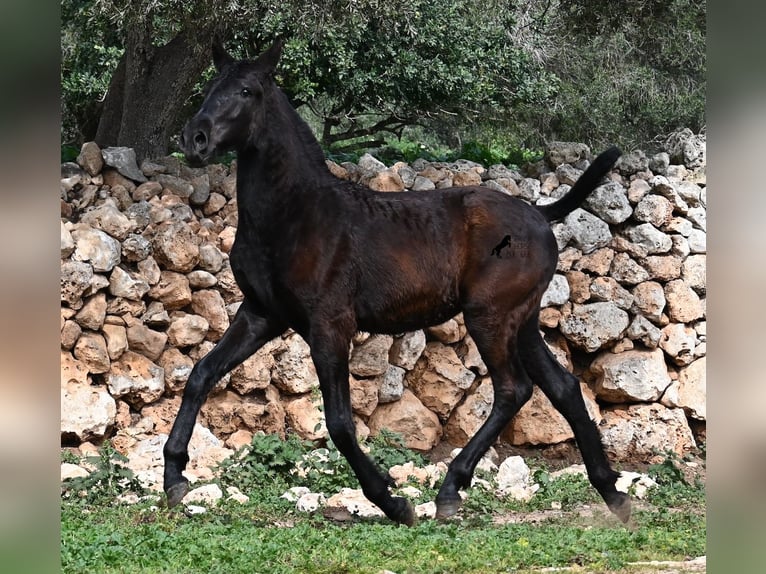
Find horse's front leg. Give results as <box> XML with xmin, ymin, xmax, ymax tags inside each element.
<box><xmin>163</xmin><ymin>301</ymin><xmax>285</xmax><ymax>507</ymax></box>
<box><xmin>309</xmin><ymin>319</ymin><xmax>416</xmax><ymax>526</ymax></box>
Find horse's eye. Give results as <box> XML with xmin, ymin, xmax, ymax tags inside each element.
<box><xmin>241</xmin><ymin>88</ymin><xmax>251</xmax><ymax>97</ymax></box>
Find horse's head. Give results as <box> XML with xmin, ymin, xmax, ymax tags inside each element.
<box><xmin>180</xmin><ymin>40</ymin><xmax>283</xmax><ymax>165</ymax></box>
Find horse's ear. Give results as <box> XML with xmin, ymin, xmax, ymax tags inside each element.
<box><xmin>212</xmin><ymin>41</ymin><xmax>235</xmax><ymax>72</ymax></box>
<box><xmin>255</xmin><ymin>38</ymin><xmax>284</xmax><ymax>76</ymax></box>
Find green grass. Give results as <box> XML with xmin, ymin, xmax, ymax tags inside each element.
<box><xmin>61</xmin><ymin>440</ymin><xmax>705</xmax><ymax>574</ymax></box>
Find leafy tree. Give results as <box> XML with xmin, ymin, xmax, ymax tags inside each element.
<box><xmin>61</xmin><ymin>0</ymin><xmax>705</xmax><ymax>160</ymax></box>
<box><xmin>508</xmin><ymin>0</ymin><xmax>706</xmax><ymax>150</ymax></box>
<box><xmin>61</xmin><ymin>0</ymin><xmax>555</xmax><ymax>160</ymax></box>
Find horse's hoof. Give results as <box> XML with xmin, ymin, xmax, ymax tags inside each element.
<box><xmin>166</xmin><ymin>480</ymin><xmax>189</xmax><ymax>508</ymax></box>
<box><xmin>435</xmin><ymin>498</ymin><xmax>462</xmax><ymax>520</ymax></box>
<box><xmin>392</xmin><ymin>497</ymin><xmax>417</xmax><ymax>527</ymax></box>
<box><xmin>607</xmin><ymin>492</ymin><xmax>632</xmax><ymax>523</ymax></box>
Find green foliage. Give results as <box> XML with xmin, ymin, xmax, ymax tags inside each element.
<box><xmin>512</xmin><ymin>0</ymin><xmax>706</xmax><ymax>151</ymax></box>
<box><xmin>449</xmin><ymin>140</ymin><xmax>542</xmax><ymax>169</ymax></box>
<box><xmin>367</xmin><ymin>428</ymin><xmax>429</xmax><ymax>469</ymax></box>
<box><xmin>216</xmin><ymin>433</ymin><xmax>311</xmax><ymax>492</ymax></box>
<box><xmin>214</xmin><ymin>430</ymin><xmax>430</xmax><ymax>497</ymax></box>
<box><xmin>61</xmin><ymin>442</ymin><xmax>146</xmax><ymax>505</ymax></box>
<box><xmin>527</xmin><ymin>469</ymin><xmax>602</xmax><ymax>511</ymax></box>
<box><xmin>61</xmin><ymin>449</ymin><xmax>706</xmax><ymax>573</ymax></box>
<box><xmin>61</xmin><ymin>0</ymin><xmax>705</xmax><ymax>161</ymax></box>
<box><xmin>646</xmin><ymin>450</ymin><xmax>706</xmax><ymax>509</ymax></box>
<box><xmin>61</xmin><ymin>0</ymin><xmax>125</xmax><ymax>143</ymax></box>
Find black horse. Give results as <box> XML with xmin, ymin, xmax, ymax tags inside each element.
<box><xmin>164</xmin><ymin>40</ymin><xmax>630</xmax><ymax>526</ymax></box>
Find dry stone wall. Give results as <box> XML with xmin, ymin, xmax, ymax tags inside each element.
<box><xmin>61</xmin><ymin>130</ymin><xmax>706</xmax><ymax>469</ymax></box>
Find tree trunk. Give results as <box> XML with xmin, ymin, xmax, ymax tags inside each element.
<box><xmin>95</xmin><ymin>25</ymin><xmax>212</xmax><ymax>162</ymax></box>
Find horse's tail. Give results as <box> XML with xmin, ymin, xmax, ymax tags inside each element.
<box><xmin>536</xmin><ymin>146</ymin><xmax>622</xmax><ymax>222</ymax></box>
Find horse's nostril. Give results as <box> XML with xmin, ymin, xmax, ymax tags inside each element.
<box><xmin>194</xmin><ymin>131</ymin><xmax>208</xmax><ymax>151</ymax></box>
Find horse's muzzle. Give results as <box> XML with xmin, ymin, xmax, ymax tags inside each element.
<box><xmin>180</xmin><ymin>116</ymin><xmax>214</xmax><ymax>166</ymax></box>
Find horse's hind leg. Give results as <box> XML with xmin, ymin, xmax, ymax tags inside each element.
<box><xmin>435</xmin><ymin>308</ymin><xmax>534</xmax><ymax>518</ymax></box>
<box><xmin>163</xmin><ymin>301</ymin><xmax>284</xmax><ymax>507</ymax></box>
<box><xmin>517</xmin><ymin>315</ymin><xmax>631</xmax><ymax>523</ymax></box>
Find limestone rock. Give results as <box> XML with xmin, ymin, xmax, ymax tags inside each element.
<box><xmin>574</xmin><ymin>247</ymin><xmax>614</xmax><ymax>276</ymax></box>
<box><xmin>589</xmin><ymin>277</ymin><xmax>633</xmax><ymax>310</ymax></box>
<box><xmin>101</xmin><ymin>146</ymin><xmax>148</xmax><ymax>182</ymax></box>
<box><xmin>109</xmin><ymin>266</ymin><xmax>150</xmax><ymax>301</ymax></box>
<box><xmin>565</xmin><ymin>270</ymin><xmax>590</xmax><ymax>303</ymax></box>
<box><xmin>600</xmin><ymin>404</ymin><xmax>696</xmax><ymax>461</ymax></box>
<box><xmin>74</xmin><ymin>293</ymin><xmax>107</xmax><ymax>331</ymax></box>
<box><xmin>518</xmin><ymin>178</ymin><xmax>541</xmax><ymax>202</ymax></box>
<box><xmin>662</xmin><ymin>357</ymin><xmax>706</xmax><ymax>420</ymax></box>
<box><xmin>151</xmin><ymin>220</ymin><xmax>200</xmax><ymax>273</ymax></box>
<box><xmin>626</xmin><ymin>315</ymin><xmax>662</xmax><ymax>348</ymax></box>
<box><xmin>504</xmin><ymin>383</ymin><xmax>600</xmax><ymax>446</ymax></box>
<box><xmin>617</xmin><ymin>150</ymin><xmax>649</xmax><ymax>175</ymax></box>
<box><xmin>198</xmin><ymin>243</ymin><xmax>225</xmax><ymax>273</ymax></box>
<box><xmin>284</xmin><ymin>394</ymin><xmax>327</xmax><ymax>440</ymax></box>
<box><xmin>455</xmin><ymin>334</ymin><xmax>488</xmax><ymax>376</ymax></box>
<box><xmin>609</xmin><ymin>252</ymin><xmax>650</xmax><ymax>285</ymax></box>
<box><xmin>541</xmin><ymin>274</ymin><xmax>570</xmax><ymax>307</ymax></box>
<box><xmin>80</xmin><ymin>201</ymin><xmax>134</xmax><ymax>241</ymax></box>
<box><xmin>406</xmin><ymin>343</ymin><xmax>476</xmax><ymax>421</ymax></box>
<box><xmin>554</xmin><ymin>164</ymin><xmax>581</xmax><ymax>186</ymax></box>
<box><xmin>126</xmin><ymin>321</ymin><xmax>168</xmax><ymax>362</ymax></box>
<box><xmin>659</xmin><ymin>323</ymin><xmax>697</xmax><ymax>366</ymax></box>
<box><xmin>682</xmin><ymin>254</ymin><xmax>706</xmax><ymax>293</ymax></box>
<box><xmin>121</xmin><ymin>234</ymin><xmax>152</xmax><ymax>262</ymax></box>
<box><xmin>368</xmin><ymin>169</ymin><xmax>405</xmax><ymax>192</ymax></box>
<box><xmin>389</xmin><ymin>331</ymin><xmax>426</xmax><ymax>370</ymax></box>
<box><xmin>624</xmin><ymin>223</ymin><xmax>672</xmax><ymax>255</ymax></box>
<box><xmin>272</xmin><ymin>334</ymin><xmax>319</xmax><ymax>394</ymax></box>
<box><xmin>191</xmin><ymin>289</ymin><xmax>229</xmax><ymax>341</ymax></box>
<box><xmin>167</xmin><ymin>313</ymin><xmax>210</xmax><ymax>347</ymax></box>
<box><xmin>200</xmin><ymin>387</ymin><xmax>285</xmax><ymax>439</ymax></box>
<box><xmin>367</xmin><ymin>390</ymin><xmax>442</xmax><ymax>451</ymax></box>
<box><xmin>562</xmin><ymin>209</ymin><xmax>613</xmax><ymax>254</ymax></box>
<box><xmin>589</xmin><ymin>348</ymin><xmax>671</xmax><ymax>403</ymax></box>
<box><xmin>642</xmin><ymin>255</ymin><xmax>682</xmax><ymax>282</ymax></box>
<box><xmin>187</xmin><ymin>270</ymin><xmax>217</xmax><ymax>289</ymax></box>
<box><xmin>324</xmin><ymin>488</ymin><xmax>385</xmax><ymax>521</ymax></box>
<box><xmin>627</xmin><ymin>178</ymin><xmax>652</xmax><ymax>204</ymax></box>
<box><xmin>495</xmin><ymin>456</ymin><xmax>539</xmax><ymax>501</ymax></box>
<box><xmin>443</xmin><ymin>377</ymin><xmax>494</xmax><ymax>446</ymax></box>
<box><xmin>664</xmin><ymin>279</ymin><xmax>704</xmax><ymax>322</ymax></box>
<box><xmin>664</xmin><ymin>128</ymin><xmax>706</xmax><ymax>169</ymax></box>
<box><xmin>376</xmin><ymin>365</ymin><xmax>407</xmax><ymax>404</ymax></box>
<box><xmin>60</xmin><ymin>319</ymin><xmax>82</xmax><ymax>350</ymax></box>
<box><xmin>349</xmin><ymin>335</ymin><xmax>393</xmax><ymax>377</ymax></box>
<box><xmin>73</xmin><ymin>331</ymin><xmax>110</xmax><ymax>374</ymax></box>
<box><xmin>633</xmin><ymin>195</ymin><xmax>674</xmax><ymax>227</ymax></box>
<box><xmin>559</xmin><ymin>302</ymin><xmax>629</xmax><ymax>352</ymax></box>
<box><xmin>71</xmin><ymin>226</ymin><xmax>121</xmax><ymax>273</ymax></box>
<box><xmin>158</xmin><ymin>347</ymin><xmax>194</xmax><ymax>392</ymax></box>
<box><xmin>77</xmin><ymin>141</ymin><xmax>104</xmax><ymax>176</ymax></box>
<box><xmin>546</xmin><ymin>142</ymin><xmax>590</xmax><ymax>167</ymax></box>
<box><xmin>229</xmin><ymin>340</ymin><xmax>281</xmax><ymax>395</ymax></box>
<box><xmin>61</xmin><ymin>376</ymin><xmax>116</xmax><ymax>441</ymax></box>
<box><xmin>583</xmin><ymin>182</ymin><xmax>632</xmax><ymax>224</ymax></box>
<box><xmin>631</xmin><ymin>285</ymin><xmax>666</xmax><ymax>330</ymax></box>
<box><xmin>107</xmin><ymin>351</ymin><xmax>165</xmax><ymax>407</ymax></box>
<box><xmin>350</xmin><ymin>376</ymin><xmax>379</xmax><ymax>417</ymax></box>
<box><xmin>148</xmin><ymin>270</ymin><xmax>192</xmax><ymax>310</ymax></box>
<box><xmin>185</xmin><ymin>483</ymin><xmax>224</xmax><ymax>506</ymax></box>
<box><xmin>426</xmin><ymin>318</ymin><xmax>462</xmax><ymax>344</ymax></box>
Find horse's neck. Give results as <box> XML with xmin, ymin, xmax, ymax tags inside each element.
<box><xmin>234</xmin><ymin>98</ymin><xmax>331</xmax><ymax>225</ymax></box>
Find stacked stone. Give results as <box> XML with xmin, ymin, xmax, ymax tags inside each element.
<box><xmin>60</xmin><ymin>130</ymin><xmax>705</xmax><ymax>466</ymax></box>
